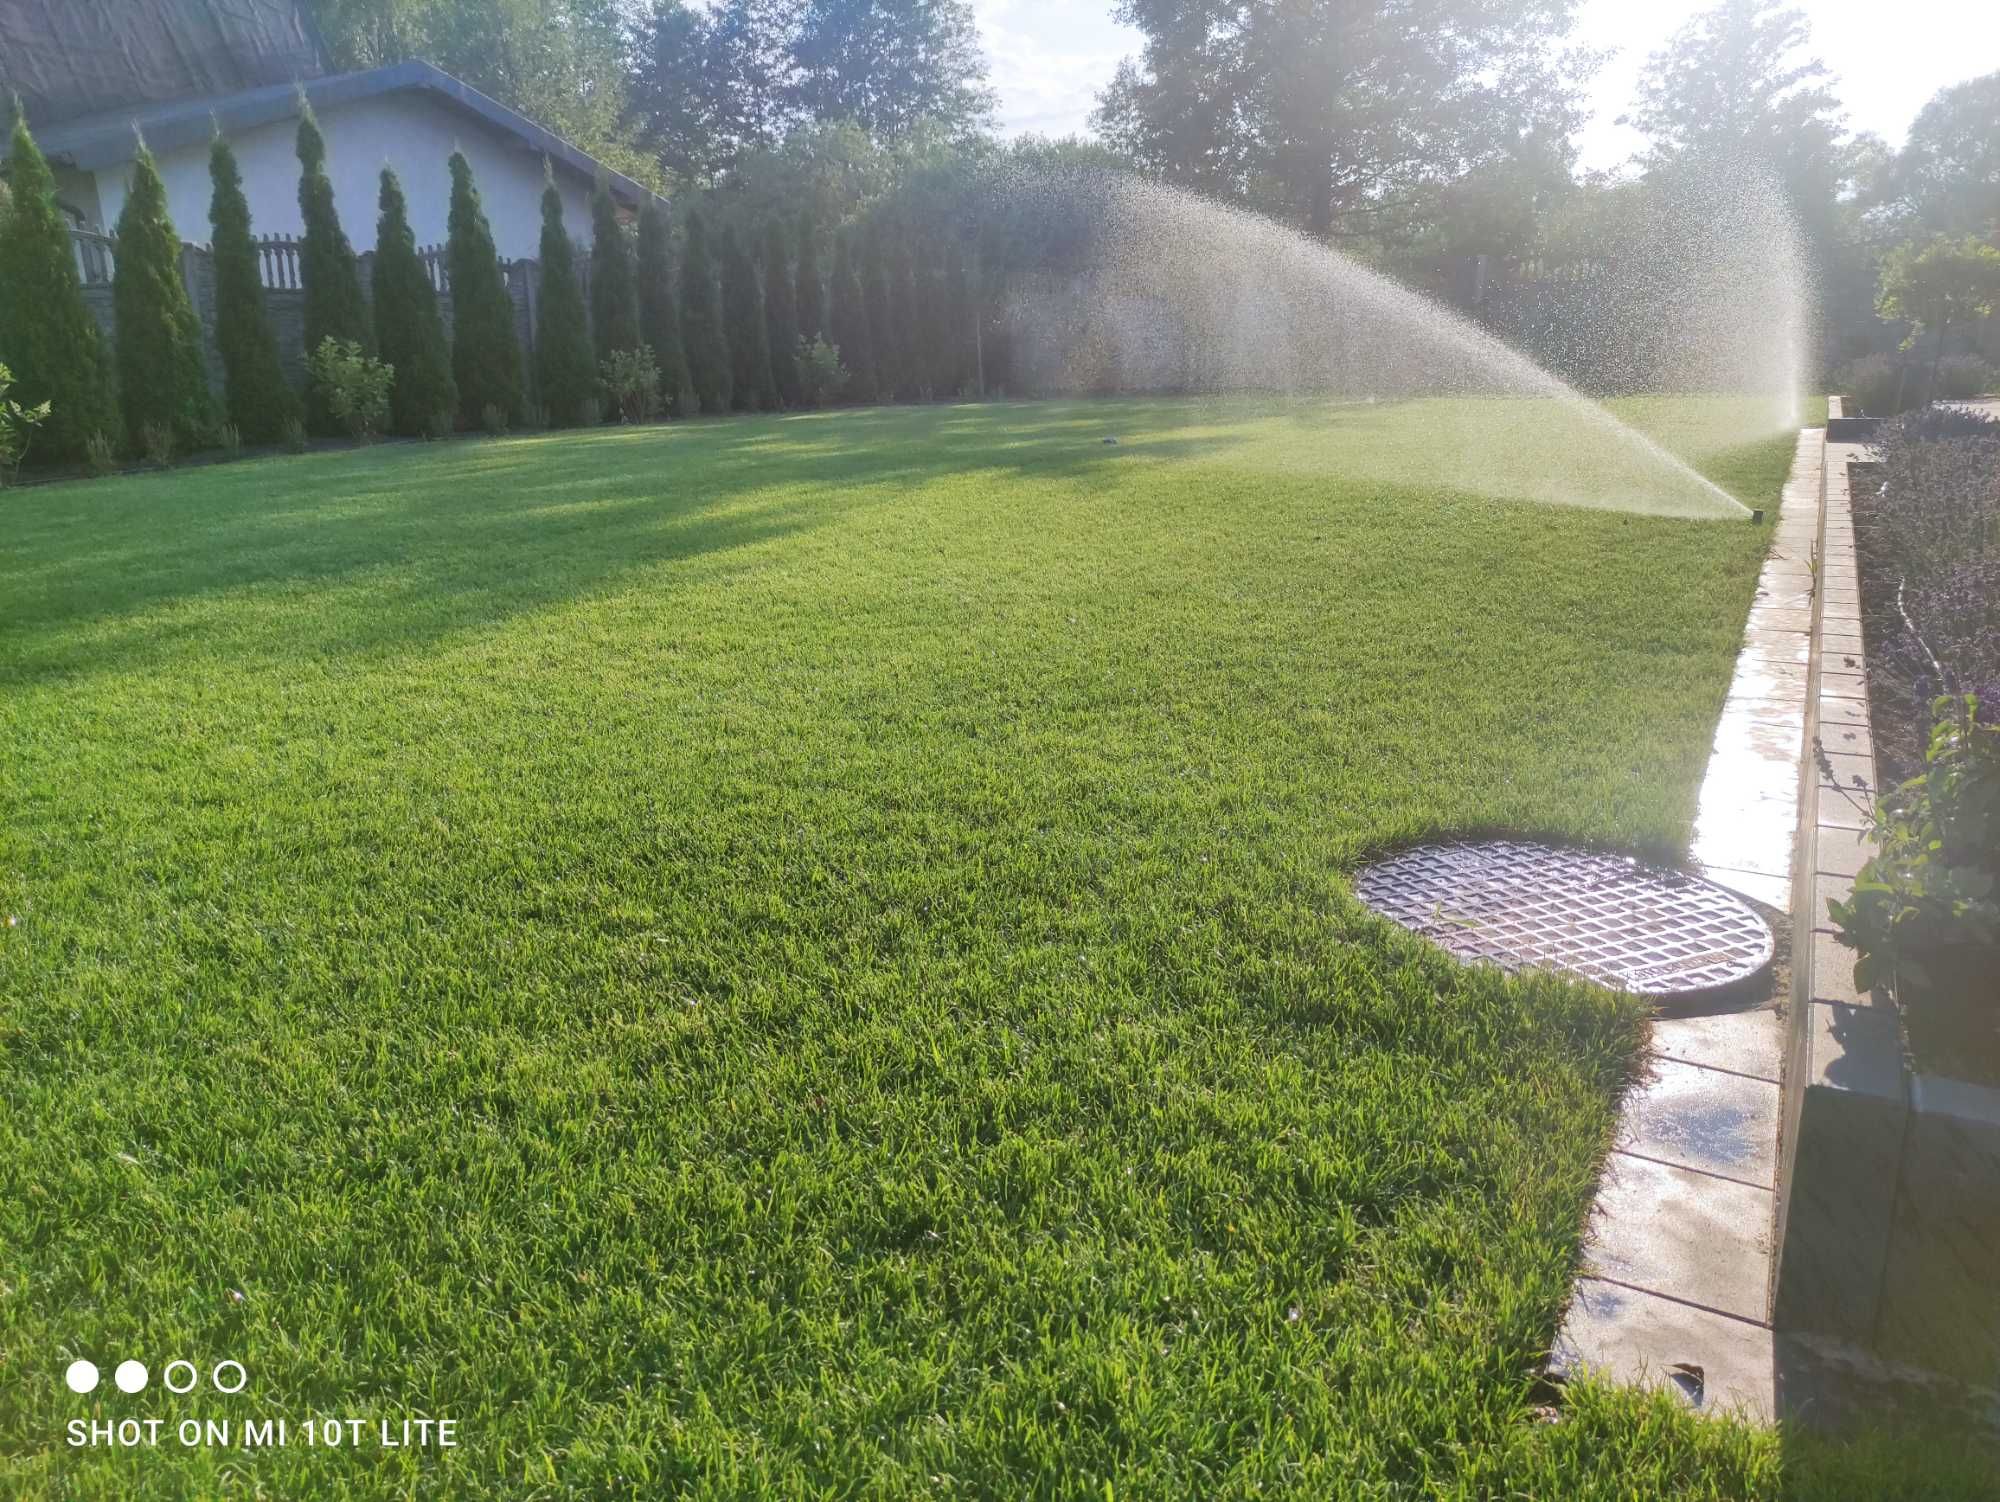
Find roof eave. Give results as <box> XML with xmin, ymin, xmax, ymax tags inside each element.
<box><xmin>23</xmin><ymin>60</ymin><xmax>663</xmax><ymax>211</ymax></box>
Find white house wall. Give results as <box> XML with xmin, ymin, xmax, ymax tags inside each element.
<box><xmin>88</xmin><ymin>90</ymin><xmax>596</xmax><ymax>261</ymax></box>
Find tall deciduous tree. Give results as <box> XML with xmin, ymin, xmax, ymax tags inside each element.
<box><xmin>636</xmin><ymin>203</ymin><xmax>691</xmax><ymax>415</ymax></box>
<box><xmin>208</xmin><ymin>135</ymin><xmax>299</xmax><ymax>444</ymax></box>
<box><xmin>1878</xmin><ymin>235</ymin><xmax>2000</xmax><ymax>400</ymax></box>
<box><xmin>795</xmin><ymin>209</ymin><xmax>825</xmax><ymax>345</ymax></box>
<box><xmin>629</xmin><ymin>0</ymin><xmax>993</xmax><ymax>182</ymax></box>
<box><xmin>533</xmin><ymin>174</ymin><xmax>596</xmax><ymax>425</ymax></box>
<box><xmin>762</xmin><ymin>217</ymin><xmax>801</xmax><ymax>407</ymax></box>
<box><xmin>788</xmin><ymin>0</ymin><xmax>994</xmax><ymax>138</ymax></box>
<box><xmin>1095</xmin><ymin>0</ymin><xmax>1588</xmax><ymax>240</ymax></box>
<box><xmin>1625</xmin><ymin>2</ymin><xmax>1844</xmax><ymax>232</ymax></box>
<box><xmin>829</xmin><ymin>227</ymin><xmax>875</xmax><ymax>403</ymax></box>
<box><xmin>305</xmin><ymin>0</ymin><xmax>658</xmax><ymax>189</ymax></box>
<box><xmin>590</xmin><ymin>183</ymin><xmax>641</xmax><ymax>363</ymax></box>
<box><xmin>445</xmin><ymin>151</ymin><xmax>525</xmax><ymax>426</ymax></box>
<box><xmin>720</xmin><ymin>225</ymin><xmax>774</xmax><ymax>410</ymax></box>
<box><xmin>679</xmin><ymin>210</ymin><xmax>731</xmax><ymax>413</ymax></box>
<box><xmin>113</xmin><ymin>140</ymin><xmax>211</xmax><ymax>448</ymax></box>
<box><xmin>296</xmin><ymin>100</ymin><xmax>369</xmax><ymax>432</ymax></box>
<box><xmin>372</xmin><ymin>167</ymin><xmax>455</xmax><ymax>437</ymax></box>
<box><xmin>0</xmin><ymin>115</ymin><xmax>117</xmax><ymax>459</ymax></box>
<box><xmin>1888</xmin><ymin>72</ymin><xmax>2000</xmax><ymax>240</ymax></box>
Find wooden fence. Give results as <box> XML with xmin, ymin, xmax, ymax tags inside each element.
<box><xmin>69</xmin><ymin>226</ymin><xmax>542</xmax><ymax>396</ymax></box>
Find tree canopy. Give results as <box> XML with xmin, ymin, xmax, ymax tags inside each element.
<box><xmin>1093</xmin><ymin>0</ymin><xmax>1589</xmax><ymax>240</ymax></box>
<box><xmin>628</xmin><ymin>0</ymin><xmax>992</xmax><ymax>182</ymax></box>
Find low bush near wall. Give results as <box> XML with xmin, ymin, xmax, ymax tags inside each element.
<box><xmin>1842</xmin><ymin>407</ymin><xmax>2000</xmax><ymax>1080</ymax></box>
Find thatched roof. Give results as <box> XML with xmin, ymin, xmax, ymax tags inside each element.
<box><xmin>0</xmin><ymin>0</ymin><xmax>325</xmax><ymax>129</ymax></box>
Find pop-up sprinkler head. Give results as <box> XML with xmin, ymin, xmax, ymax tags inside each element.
<box><xmin>1750</xmin><ymin>509</ymin><xmax>1765</xmax><ymax>525</ymax></box>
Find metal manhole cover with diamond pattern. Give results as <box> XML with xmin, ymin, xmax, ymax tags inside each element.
<box><xmin>1354</xmin><ymin>839</ymin><xmax>1774</xmax><ymax>1000</ymax></box>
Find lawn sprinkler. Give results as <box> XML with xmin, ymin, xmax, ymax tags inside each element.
<box><xmin>1750</xmin><ymin>509</ymin><xmax>1765</xmax><ymax>525</ymax></box>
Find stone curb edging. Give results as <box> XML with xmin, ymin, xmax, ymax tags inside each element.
<box><xmin>1549</xmin><ymin>426</ymin><xmax>1826</xmax><ymax>1422</ymax></box>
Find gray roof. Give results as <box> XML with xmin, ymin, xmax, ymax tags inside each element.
<box><xmin>0</xmin><ymin>0</ymin><xmax>325</xmax><ymax>129</ymax></box>
<box><xmin>19</xmin><ymin>59</ymin><xmax>665</xmax><ymax>212</ymax></box>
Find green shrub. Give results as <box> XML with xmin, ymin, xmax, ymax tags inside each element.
<box><xmin>1832</xmin><ymin>694</ymin><xmax>2000</xmax><ymax>1006</ymax></box>
<box><xmin>636</xmin><ymin>204</ymin><xmax>691</xmax><ymax>417</ymax></box>
<box><xmin>295</xmin><ymin>100</ymin><xmax>368</xmax><ymax>433</ymax></box>
<box><xmin>307</xmin><ymin>336</ymin><xmax>394</xmax><ymax>442</ymax></box>
<box><xmin>599</xmin><ymin>344</ymin><xmax>661</xmax><ymax>423</ymax></box>
<box><xmin>371</xmin><ymin>168</ymin><xmax>455</xmax><ymax>439</ymax></box>
<box><xmin>215</xmin><ymin>420</ymin><xmax>242</xmax><ymax>457</ymax></box>
<box><xmin>281</xmin><ymin>416</ymin><xmax>308</xmax><ymax>453</ymax></box>
<box><xmin>112</xmin><ymin>141</ymin><xmax>212</xmax><ymax>450</ymax></box>
<box><xmin>679</xmin><ymin>211</ymin><xmax>730</xmax><ymax>414</ymax></box>
<box><xmin>795</xmin><ymin>336</ymin><xmax>847</xmax><ymax>409</ymax></box>
<box><xmin>532</xmin><ymin>174</ymin><xmax>596</xmax><ymax>427</ymax></box>
<box><xmin>763</xmin><ymin>217</ymin><xmax>801</xmax><ymax>408</ymax></box>
<box><xmin>446</xmin><ymin>153</ymin><xmax>525</xmax><ymax>429</ymax></box>
<box><xmin>590</xmin><ymin>184</ymin><xmax>640</xmax><ymax>364</ymax></box>
<box><xmin>208</xmin><ymin>134</ymin><xmax>299</xmax><ymax>443</ymax></box>
<box><xmin>0</xmin><ymin>359</ymin><xmax>51</xmax><ymax>482</ymax></box>
<box><xmin>83</xmin><ymin>429</ymin><xmax>118</xmax><ymax>476</ymax></box>
<box><xmin>720</xmin><ymin>225</ymin><xmax>773</xmax><ymax>411</ymax></box>
<box><xmin>481</xmin><ymin>402</ymin><xmax>510</xmax><ymax>437</ymax></box>
<box><xmin>141</xmin><ymin>421</ymin><xmax>175</xmax><ymax>469</ymax></box>
<box><xmin>1934</xmin><ymin>355</ymin><xmax>1996</xmax><ymax>401</ymax></box>
<box><xmin>1838</xmin><ymin>353</ymin><xmax>1916</xmax><ymax>417</ymax></box>
<box><xmin>0</xmin><ymin>115</ymin><xmax>118</xmax><ymax>460</ymax></box>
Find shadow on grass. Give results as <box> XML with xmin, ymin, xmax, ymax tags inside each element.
<box><xmin>1</xmin><ymin>402</ymin><xmax>1255</xmax><ymax>685</ymax></box>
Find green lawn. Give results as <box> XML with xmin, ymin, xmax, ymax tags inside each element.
<box><xmin>4</xmin><ymin>394</ymin><xmax>1976</xmax><ymax>1498</ymax></box>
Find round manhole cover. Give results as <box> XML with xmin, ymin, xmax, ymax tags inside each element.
<box><xmin>1353</xmin><ymin>839</ymin><xmax>1774</xmax><ymax>1001</ymax></box>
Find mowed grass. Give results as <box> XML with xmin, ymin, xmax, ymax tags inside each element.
<box><xmin>4</xmin><ymin>393</ymin><xmax>1962</xmax><ymax>1500</ymax></box>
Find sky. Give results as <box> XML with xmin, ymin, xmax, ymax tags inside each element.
<box><xmin>972</xmin><ymin>0</ymin><xmax>2000</xmax><ymax>172</ymax></box>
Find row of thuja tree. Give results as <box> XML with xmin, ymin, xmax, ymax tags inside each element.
<box><xmin>0</xmin><ymin>102</ymin><xmax>997</xmax><ymax>472</ymax></box>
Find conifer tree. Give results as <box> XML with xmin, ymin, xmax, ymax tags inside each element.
<box><xmin>830</xmin><ymin>228</ymin><xmax>876</xmax><ymax>404</ymax></box>
<box><xmin>445</xmin><ymin>151</ymin><xmax>524</xmax><ymax>427</ymax></box>
<box><xmin>0</xmin><ymin>113</ymin><xmax>117</xmax><ymax>458</ymax></box>
<box><xmin>944</xmin><ymin>237</ymin><xmax>973</xmax><ymax>399</ymax></box>
<box><xmin>914</xmin><ymin>241</ymin><xmax>949</xmax><ymax>399</ymax></box>
<box><xmin>533</xmin><ymin>173</ymin><xmax>596</xmax><ymax>425</ymax></box>
<box><xmin>679</xmin><ymin>210</ymin><xmax>730</xmax><ymax>413</ymax></box>
<box><xmin>112</xmin><ymin>140</ymin><xmax>211</xmax><ymax>448</ymax></box>
<box><xmin>589</xmin><ymin>183</ymin><xmax>640</xmax><ymax>363</ymax></box>
<box><xmin>795</xmin><ymin>209</ymin><xmax>824</xmax><ymax>346</ymax></box>
<box><xmin>372</xmin><ymin>167</ymin><xmax>455</xmax><ymax>436</ymax></box>
<box><xmin>636</xmin><ymin>203</ymin><xmax>691</xmax><ymax>416</ymax></box>
<box><xmin>889</xmin><ymin>235</ymin><xmax>920</xmax><ymax>400</ymax></box>
<box><xmin>863</xmin><ymin>224</ymin><xmax>897</xmax><ymax>402</ymax></box>
<box><xmin>208</xmin><ymin>135</ymin><xmax>298</xmax><ymax>442</ymax></box>
<box><xmin>720</xmin><ymin>224</ymin><xmax>773</xmax><ymax>411</ymax></box>
<box><xmin>762</xmin><ymin>217</ymin><xmax>801</xmax><ymax>408</ymax></box>
<box><xmin>296</xmin><ymin>99</ymin><xmax>368</xmax><ymax>431</ymax></box>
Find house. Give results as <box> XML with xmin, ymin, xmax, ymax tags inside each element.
<box><xmin>0</xmin><ymin>0</ymin><xmax>662</xmax><ymax>258</ymax></box>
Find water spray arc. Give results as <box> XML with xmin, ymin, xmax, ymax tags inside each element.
<box><xmin>993</xmin><ymin>169</ymin><xmax>1811</xmax><ymax>521</ymax></box>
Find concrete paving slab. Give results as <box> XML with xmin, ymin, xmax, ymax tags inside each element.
<box><xmin>1699</xmin><ymin>866</ymin><xmax>1791</xmax><ymax>911</ymax></box>
<box><xmin>1617</xmin><ymin>1057</ymin><xmax>1780</xmax><ymax>1188</ymax></box>
<box><xmin>1651</xmin><ymin>1009</ymin><xmax>1784</xmax><ymax>1082</ymax></box>
<box><xmin>1553</xmin><ymin>1278</ymin><xmax>1775</xmax><ymax>1420</ymax></box>
<box><xmin>1814</xmin><ymin>824</ymin><xmax>1874</xmax><ymax>878</ymax></box>
<box><xmin>1582</xmin><ymin>1153</ymin><xmax>1774</xmax><ymax>1321</ymax></box>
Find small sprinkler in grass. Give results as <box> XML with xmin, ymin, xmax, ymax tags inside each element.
<box><xmin>1750</xmin><ymin>509</ymin><xmax>1765</xmax><ymax>525</ymax></box>
<box><xmin>1102</xmin><ymin>436</ymin><xmax>1120</xmax><ymax>446</ymax></box>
